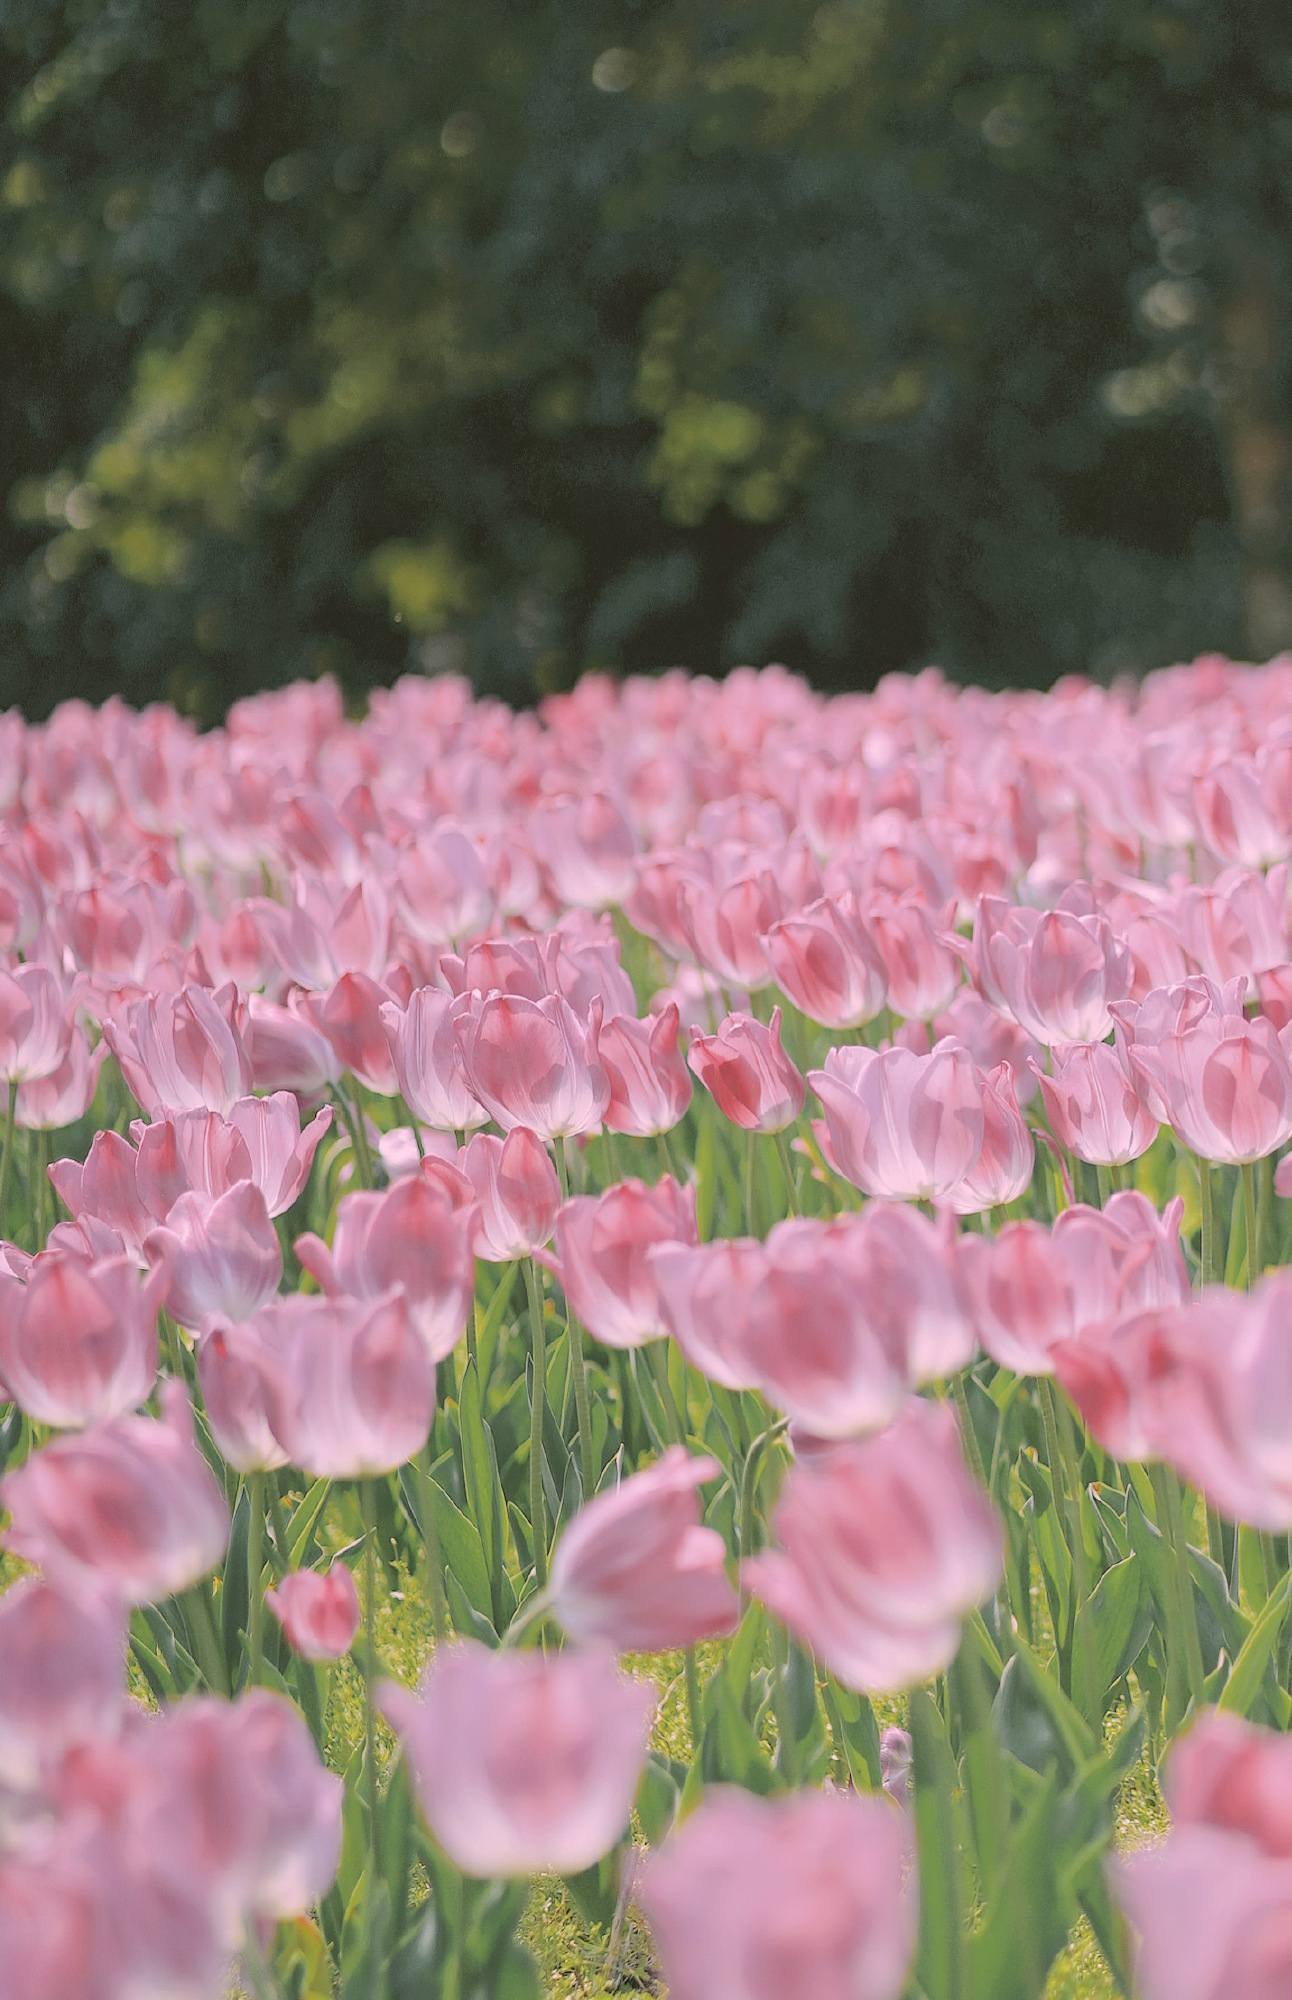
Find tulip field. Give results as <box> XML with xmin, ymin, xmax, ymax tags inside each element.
<box><xmin>9</xmin><ymin>660</ymin><xmax>1292</xmax><ymax>1998</ymax></box>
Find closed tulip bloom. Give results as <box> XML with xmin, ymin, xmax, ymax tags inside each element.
<box><xmin>1171</xmin><ymin>866</ymin><xmax>1289</xmax><ymax>989</ymax></box>
<box><xmin>532</xmin><ymin>789</ymin><xmax>639</xmax><ymax>909</ymax></box>
<box><xmin>247</xmin><ymin>992</ymin><xmax>341</xmax><ymax>1096</ymax></box>
<box><xmin>256</xmin><ymin>1291</ymin><xmax>434</xmax><ymax>1478</ymax></box>
<box><xmin>761</xmin><ymin>893</ymin><xmax>887</xmax><ymax>1029</ymax></box>
<box><xmin>944</xmin><ymin>1061</ymin><xmax>1034</xmax><ymax>1214</ymax></box>
<box><xmin>848</xmin><ymin>1202</ymin><xmax>976</xmax><ymax>1382</ymax></box>
<box><xmin>225</xmin><ymin>1093</ymin><xmax>333</xmax><ymax>1214</ymax></box>
<box><xmin>744</xmin><ymin>1398</ymin><xmax>1003</xmax><ymax>1693</ymax></box>
<box><xmin>105</xmin><ymin>981</ymin><xmax>252</xmax><ymax>1117</ymax></box>
<box><xmin>0</xmin><ymin>1579</ymin><xmax>125</xmax><ymax>1786</ymax></box>
<box><xmin>459</xmin><ymin>1126</ymin><xmax>560</xmax><ymax>1261</ymax></box>
<box><xmin>380</xmin><ymin>986</ymin><xmax>489</xmax><ymax>1133</ymax></box>
<box><xmin>973</xmin><ymin>898</ymin><xmax>1132</xmax><ymax>1045</ymax></box>
<box><xmin>640</xmin><ymin>1786</ymin><xmax>916</xmax><ymax>2000</ymax></box>
<box><xmin>1128</xmin><ymin>1000</ymin><xmax>1292</xmax><ymax>1164</ymax></box>
<box><xmin>305</xmin><ymin>970</ymin><xmax>399</xmax><ymax>1093</ymax></box>
<box><xmin>809</xmin><ymin>1040</ymin><xmax>983</xmax><ymax>1202</ymax></box>
<box><xmin>961</xmin><ymin>1220</ymin><xmax>1075</xmax><ymax>1374</ymax></box>
<box><xmin>379</xmin><ymin>1642</ymin><xmax>653</xmax><ymax>1877</ymax></box>
<box><xmin>16</xmin><ymin>1029</ymin><xmax>104</xmax><ymax>1132</ymax></box>
<box><xmin>650</xmin><ymin>1236</ymin><xmax>766</xmax><ymax>1390</ymax></box>
<box><xmin>548</xmin><ymin>1448</ymin><xmax>739</xmax><ymax>1651</ymax></box>
<box><xmin>196</xmin><ymin>1320</ymin><xmax>291</xmax><ymax>1473</ymax></box>
<box><xmin>49</xmin><ymin>1127</ymin><xmax>154</xmax><ymax>1260</ymax></box>
<box><xmin>296</xmin><ymin>1173</ymin><xmax>474</xmax><ymax>1359</ymax></box>
<box><xmin>0</xmin><ymin>1251</ymin><xmax>163</xmax><ymax>1427</ymax></box>
<box><xmin>1194</xmin><ymin>752</ymin><xmax>1292</xmax><ymax>866</ymax></box>
<box><xmin>599</xmin><ymin>1003</ymin><xmax>693</xmax><ymax>1136</ymax></box>
<box><xmin>688</xmin><ymin>1007</ymin><xmax>805</xmax><ymax>1133</ymax></box>
<box><xmin>133</xmin><ymin>1107</ymin><xmax>252</xmax><ymax>1219</ymax></box>
<box><xmin>266</xmin><ymin>1565</ymin><xmax>361</xmax><ymax>1661</ymax></box>
<box><xmin>3</xmin><ymin>1380</ymin><xmax>229</xmax><ymax>1604</ymax></box>
<box><xmin>551</xmin><ymin>1176</ymin><xmax>697</xmax><ymax>1348</ymax></box>
<box><xmin>394</xmin><ymin>820</ymin><xmax>493</xmax><ymax>945</ymax></box>
<box><xmin>867</xmin><ymin>895</ymin><xmax>960</xmax><ymax>1022</ymax></box>
<box><xmin>455</xmin><ymin>991</ymin><xmax>610</xmax><ymax>1139</ymax></box>
<box><xmin>144</xmin><ymin>1181</ymin><xmax>282</xmax><ymax>1332</ymax></box>
<box><xmin>1033</xmin><ymin>1035</ymin><xmax>1159</xmax><ymax>1166</ymax></box>
<box><xmin>0</xmin><ymin>963</ymin><xmax>71</xmax><ymax>1082</ymax></box>
<box><xmin>934</xmin><ymin>989</ymin><xmax>1042</xmax><ymax>1103</ymax></box>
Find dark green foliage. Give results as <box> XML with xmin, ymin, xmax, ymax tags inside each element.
<box><xmin>2</xmin><ymin>0</ymin><xmax>1289</xmax><ymax>717</ymax></box>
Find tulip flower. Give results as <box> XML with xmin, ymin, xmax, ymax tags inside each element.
<box><xmin>650</xmin><ymin>1236</ymin><xmax>767</xmax><ymax>1390</ymax></box>
<box><xmin>253</xmin><ymin>1291</ymin><xmax>434</xmax><ymax>1479</ymax></box>
<box><xmin>454</xmin><ymin>990</ymin><xmax>610</xmax><ymax>1139</ymax></box>
<box><xmin>1032</xmin><ymin>1034</ymin><xmax>1159</xmax><ymax>1167</ymax></box>
<box><xmin>266</xmin><ymin>1565</ymin><xmax>361</xmax><ymax>1661</ymax></box>
<box><xmin>0</xmin><ymin>1578</ymin><xmax>125</xmax><ymax>1785</ymax></box>
<box><xmin>196</xmin><ymin>1319</ymin><xmax>291</xmax><ymax>1473</ymax></box>
<box><xmin>808</xmin><ymin>1040</ymin><xmax>983</xmax><ymax>1202</ymax></box>
<box><xmin>1127</xmin><ymin>992</ymin><xmax>1292</xmax><ymax>1164</ymax></box>
<box><xmin>532</xmin><ymin>789</ymin><xmax>639</xmax><ymax>909</ymax></box>
<box><xmin>688</xmin><ymin>1007</ymin><xmax>805</xmax><ymax>1133</ymax></box>
<box><xmin>104</xmin><ymin>981</ymin><xmax>252</xmax><ymax>1117</ymax></box>
<box><xmin>549</xmin><ymin>1176</ymin><xmax>697</xmax><ymax>1348</ymax></box>
<box><xmin>760</xmin><ymin>893</ymin><xmax>887</xmax><ymax>1029</ymax></box>
<box><xmin>944</xmin><ymin>1060</ymin><xmax>1034</xmax><ymax>1214</ymax></box>
<box><xmin>640</xmin><ymin>1786</ymin><xmax>916</xmax><ymax>2000</ymax></box>
<box><xmin>0</xmin><ymin>963</ymin><xmax>71</xmax><ymax>1083</ymax></box>
<box><xmin>458</xmin><ymin>1126</ymin><xmax>560</xmax><ymax>1261</ymax></box>
<box><xmin>598</xmin><ymin>1003</ymin><xmax>693</xmax><ymax>1135</ymax></box>
<box><xmin>973</xmin><ymin>897</ymin><xmax>1132</xmax><ymax>1045</ymax></box>
<box><xmin>0</xmin><ymin>1250</ymin><xmax>164</xmax><ymax>1427</ymax></box>
<box><xmin>380</xmin><ymin>985</ymin><xmax>490</xmax><ymax>1133</ymax></box>
<box><xmin>296</xmin><ymin>1172</ymin><xmax>474</xmax><ymax>1359</ymax></box>
<box><xmin>144</xmin><ymin>1180</ymin><xmax>283</xmax><ymax>1331</ymax></box>
<box><xmin>867</xmin><ymin>893</ymin><xmax>960</xmax><ymax>1020</ymax></box>
<box><xmin>379</xmin><ymin>1641</ymin><xmax>653</xmax><ymax>1877</ymax></box>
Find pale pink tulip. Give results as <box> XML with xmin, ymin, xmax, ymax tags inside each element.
<box><xmin>380</xmin><ymin>985</ymin><xmax>489</xmax><ymax>1133</ymax></box>
<box><xmin>49</xmin><ymin>1128</ymin><xmax>152</xmax><ymax>1258</ymax></box>
<box><xmin>15</xmin><ymin>1029</ymin><xmax>104</xmax><ymax>1131</ymax></box>
<box><xmin>1033</xmin><ymin>1034</ymin><xmax>1159</xmax><ymax>1166</ymax></box>
<box><xmin>296</xmin><ymin>1173</ymin><xmax>474</xmax><ymax>1359</ymax></box>
<box><xmin>761</xmin><ymin>893</ymin><xmax>887</xmax><ymax>1029</ymax></box>
<box><xmin>0</xmin><ymin>963</ymin><xmax>71</xmax><ymax>1083</ymax></box>
<box><xmin>650</xmin><ymin>1236</ymin><xmax>766</xmax><ymax>1390</ymax></box>
<box><xmin>688</xmin><ymin>1007</ymin><xmax>805</xmax><ymax>1133</ymax></box>
<box><xmin>532</xmin><ymin>789</ymin><xmax>639</xmax><ymax>908</ymax></box>
<box><xmin>266</xmin><ymin>1565</ymin><xmax>361</xmax><ymax>1661</ymax></box>
<box><xmin>379</xmin><ymin>1642</ymin><xmax>653</xmax><ymax>1876</ymax></box>
<box><xmin>458</xmin><ymin>1126</ymin><xmax>560</xmax><ymax>1261</ymax></box>
<box><xmin>550</xmin><ymin>1176</ymin><xmax>696</xmax><ymax>1348</ymax></box>
<box><xmin>454</xmin><ymin>990</ymin><xmax>609</xmax><ymax>1138</ymax></box>
<box><xmin>945</xmin><ymin>1060</ymin><xmax>1034</xmax><ymax>1214</ymax></box>
<box><xmin>1127</xmin><ymin>996</ymin><xmax>1292</xmax><ymax>1164</ymax></box>
<box><xmin>196</xmin><ymin>1320</ymin><xmax>291</xmax><ymax>1473</ymax></box>
<box><xmin>105</xmin><ymin>981</ymin><xmax>251</xmax><ymax>1117</ymax></box>
<box><xmin>973</xmin><ymin>897</ymin><xmax>1132</xmax><ymax>1045</ymax></box>
<box><xmin>0</xmin><ymin>1250</ymin><xmax>163</xmax><ymax>1427</ymax></box>
<box><xmin>1171</xmin><ymin>866</ymin><xmax>1289</xmax><ymax>989</ymax></box>
<box><xmin>144</xmin><ymin>1181</ymin><xmax>282</xmax><ymax>1331</ymax></box>
<box><xmin>246</xmin><ymin>992</ymin><xmax>341</xmax><ymax>1095</ymax></box>
<box><xmin>808</xmin><ymin>1040</ymin><xmax>983</xmax><ymax>1201</ymax></box>
<box><xmin>868</xmin><ymin>894</ymin><xmax>960</xmax><ymax>1021</ymax></box>
<box><xmin>305</xmin><ymin>970</ymin><xmax>399</xmax><ymax>1093</ymax></box>
<box><xmin>0</xmin><ymin>1578</ymin><xmax>125</xmax><ymax>1785</ymax></box>
<box><xmin>255</xmin><ymin>1291</ymin><xmax>434</xmax><ymax>1478</ymax></box>
<box><xmin>598</xmin><ymin>1003</ymin><xmax>693</xmax><ymax>1136</ymax></box>
<box><xmin>549</xmin><ymin>1448</ymin><xmax>738</xmax><ymax>1651</ymax></box>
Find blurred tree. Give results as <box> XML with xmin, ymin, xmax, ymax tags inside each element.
<box><xmin>0</xmin><ymin>0</ymin><xmax>1288</xmax><ymax>717</ymax></box>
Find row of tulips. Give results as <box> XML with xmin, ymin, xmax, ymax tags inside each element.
<box><xmin>7</xmin><ymin>657</ymin><xmax>1292</xmax><ymax>1998</ymax></box>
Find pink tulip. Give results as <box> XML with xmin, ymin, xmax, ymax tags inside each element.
<box><xmin>846</xmin><ymin>1201</ymin><xmax>976</xmax><ymax>1382</ymax></box>
<box><xmin>973</xmin><ymin>897</ymin><xmax>1132</xmax><ymax>1045</ymax></box>
<box><xmin>640</xmin><ymin>1786</ymin><xmax>916</xmax><ymax>2000</ymax></box>
<box><xmin>745</xmin><ymin>1398</ymin><xmax>1003</xmax><ymax>1692</ymax></box>
<box><xmin>548</xmin><ymin>1448</ymin><xmax>739</xmax><ymax>1651</ymax></box>
<box><xmin>379</xmin><ymin>1641</ymin><xmax>653</xmax><ymax>1876</ymax></box>
<box><xmin>246</xmin><ymin>991</ymin><xmax>341</xmax><ymax>1095</ymax></box>
<box><xmin>454</xmin><ymin>990</ymin><xmax>610</xmax><ymax>1139</ymax></box>
<box><xmin>650</xmin><ymin>1236</ymin><xmax>766</xmax><ymax>1390</ymax></box>
<box><xmin>15</xmin><ymin>1029</ymin><xmax>104</xmax><ymax>1131</ymax></box>
<box><xmin>49</xmin><ymin>1126</ymin><xmax>157</xmax><ymax>1259</ymax></box>
<box><xmin>458</xmin><ymin>1126</ymin><xmax>560</xmax><ymax>1261</ymax></box>
<box><xmin>688</xmin><ymin>1007</ymin><xmax>805</xmax><ymax>1133</ymax></box>
<box><xmin>1032</xmin><ymin>1034</ymin><xmax>1159</xmax><ymax>1166</ymax></box>
<box><xmin>1127</xmin><ymin>993</ymin><xmax>1292</xmax><ymax>1164</ymax></box>
<box><xmin>761</xmin><ymin>893</ymin><xmax>887</xmax><ymax>1029</ymax></box>
<box><xmin>296</xmin><ymin>1173</ymin><xmax>474</xmax><ymax>1359</ymax></box>
<box><xmin>881</xmin><ymin>1725</ymin><xmax>914</xmax><ymax>1808</ymax></box>
<box><xmin>305</xmin><ymin>970</ymin><xmax>399</xmax><ymax>1093</ymax></box>
<box><xmin>133</xmin><ymin>1106</ymin><xmax>253</xmax><ymax>1219</ymax></box>
<box><xmin>1171</xmin><ymin>866</ymin><xmax>1289</xmax><ymax>989</ymax></box>
<box><xmin>808</xmin><ymin>1040</ymin><xmax>983</xmax><ymax>1201</ymax></box>
<box><xmin>225</xmin><ymin>1093</ymin><xmax>333</xmax><ymax>1214</ymax></box>
<box><xmin>144</xmin><ymin>1180</ymin><xmax>282</xmax><ymax>1331</ymax></box>
<box><xmin>394</xmin><ymin>821</ymin><xmax>493</xmax><ymax>944</ymax></box>
<box><xmin>599</xmin><ymin>1003</ymin><xmax>693</xmax><ymax>1136</ymax></box>
<box><xmin>3</xmin><ymin>1380</ymin><xmax>230</xmax><ymax>1604</ymax></box>
<box><xmin>266</xmin><ymin>1565</ymin><xmax>361</xmax><ymax>1661</ymax></box>
<box><xmin>532</xmin><ymin>789</ymin><xmax>639</xmax><ymax>908</ymax></box>
<box><xmin>0</xmin><ymin>1578</ymin><xmax>125</xmax><ymax>1785</ymax></box>
<box><xmin>0</xmin><ymin>963</ymin><xmax>71</xmax><ymax>1082</ymax></box>
<box><xmin>255</xmin><ymin>1291</ymin><xmax>434</xmax><ymax>1478</ymax></box>
<box><xmin>0</xmin><ymin>1250</ymin><xmax>163</xmax><ymax>1427</ymax></box>
<box><xmin>676</xmin><ymin>862</ymin><xmax>786</xmax><ymax>990</ymax></box>
<box><xmin>944</xmin><ymin>1061</ymin><xmax>1034</xmax><ymax>1214</ymax></box>
<box><xmin>257</xmin><ymin>873</ymin><xmax>391</xmax><ymax>991</ymax></box>
<box><xmin>380</xmin><ymin>985</ymin><xmax>490</xmax><ymax>1133</ymax></box>
<box><xmin>550</xmin><ymin>1176</ymin><xmax>697</xmax><ymax>1348</ymax></box>
<box><xmin>196</xmin><ymin>1320</ymin><xmax>291</xmax><ymax>1473</ymax></box>
<box><xmin>104</xmin><ymin>981</ymin><xmax>252</xmax><ymax>1116</ymax></box>
<box><xmin>867</xmin><ymin>894</ymin><xmax>960</xmax><ymax>1021</ymax></box>
<box><xmin>1194</xmin><ymin>751</ymin><xmax>1292</xmax><ymax>866</ymax></box>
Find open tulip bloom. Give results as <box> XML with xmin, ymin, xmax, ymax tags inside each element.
<box><xmin>11</xmin><ymin>658</ymin><xmax>1292</xmax><ymax>1998</ymax></box>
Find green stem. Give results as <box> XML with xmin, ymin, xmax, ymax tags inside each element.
<box><xmin>247</xmin><ymin>1469</ymin><xmax>265</xmax><ymax>1687</ymax></box>
<box><xmin>743</xmin><ymin>1128</ymin><xmax>758</xmax><ymax>1238</ymax></box>
<box><xmin>683</xmin><ymin>1647</ymin><xmax>703</xmax><ymax>1752</ymax></box>
<box><xmin>415</xmin><ymin>1447</ymin><xmax>448</xmax><ymax>1646</ymax></box>
<box><xmin>0</xmin><ymin>1078</ymin><xmax>17</xmax><ymax>1229</ymax></box>
<box><xmin>1150</xmin><ymin>1462</ymin><xmax>1205</xmax><ymax>1716</ymax></box>
<box><xmin>650</xmin><ymin>1337</ymin><xmax>687</xmax><ymax>1445</ymax></box>
<box><xmin>1040</xmin><ymin>1377</ymin><xmax>1089</xmax><ymax>1635</ymax></box>
<box><xmin>524</xmin><ymin>1258</ymin><xmax>549</xmax><ymax>1589</ymax></box>
<box><xmin>1199</xmin><ymin>1157</ymin><xmax>1219</xmax><ymax>1285</ymax></box>
<box><xmin>739</xmin><ymin>1416</ymin><xmax>790</xmax><ymax>1559</ymax></box>
<box><xmin>567</xmin><ymin>1311</ymin><xmax>598</xmax><ymax>1499</ymax></box>
<box><xmin>1242</xmin><ymin>1158</ymin><xmax>1260</xmax><ymax>1287</ymax></box>
<box><xmin>773</xmin><ymin>1128</ymin><xmax>799</xmax><ymax>1216</ymax></box>
<box><xmin>1095</xmin><ymin>1162</ymin><xmax>1114</xmax><ymax>1208</ymax></box>
<box><xmin>185</xmin><ymin>1582</ymin><xmax>229</xmax><ymax>1696</ymax></box>
<box><xmin>465</xmin><ymin>1291</ymin><xmax>480</xmax><ymax>1370</ymax></box>
<box><xmin>361</xmin><ymin>1481</ymin><xmax>383</xmax><ymax>1896</ymax></box>
<box><xmin>656</xmin><ymin>1124</ymin><xmax>682</xmax><ymax>1184</ymax></box>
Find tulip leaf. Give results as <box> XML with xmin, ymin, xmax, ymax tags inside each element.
<box><xmin>286</xmin><ymin>1476</ymin><xmax>334</xmax><ymax>1570</ymax></box>
<box><xmin>1219</xmin><ymin>1569</ymin><xmax>1292</xmax><ymax>1718</ymax></box>
<box><xmin>1072</xmin><ymin>1557</ymin><xmax>1150</xmax><ymax>1718</ymax></box>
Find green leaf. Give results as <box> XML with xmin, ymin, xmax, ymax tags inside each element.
<box><xmin>1219</xmin><ymin>1569</ymin><xmax>1292</xmax><ymax>1717</ymax></box>
<box><xmin>1072</xmin><ymin>1557</ymin><xmax>1150</xmax><ymax>1717</ymax></box>
<box><xmin>286</xmin><ymin>1477</ymin><xmax>333</xmax><ymax>1569</ymax></box>
<box><xmin>911</xmin><ymin>1685</ymin><xmax>966</xmax><ymax>2000</ymax></box>
<box><xmin>222</xmin><ymin>1479</ymin><xmax>251</xmax><ymax>1680</ymax></box>
<box><xmin>968</xmin><ymin>1773</ymin><xmax>1070</xmax><ymax>2000</ymax></box>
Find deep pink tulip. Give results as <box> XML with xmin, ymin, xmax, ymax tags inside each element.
<box><xmin>650</xmin><ymin>1236</ymin><xmax>766</xmax><ymax>1390</ymax></box>
<box><xmin>867</xmin><ymin>894</ymin><xmax>960</xmax><ymax>1021</ymax></box>
<box><xmin>104</xmin><ymin>981</ymin><xmax>251</xmax><ymax>1117</ymax></box>
<box><xmin>458</xmin><ymin>1126</ymin><xmax>560</xmax><ymax>1261</ymax></box>
<box><xmin>0</xmin><ymin>1578</ymin><xmax>125</xmax><ymax>1786</ymax></box>
<box><xmin>598</xmin><ymin>1003</ymin><xmax>693</xmax><ymax>1136</ymax></box>
<box><xmin>745</xmin><ymin>1398</ymin><xmax>1003</xmax><ymax>1693</ymax></box>
<box><xmin>548</xmin><ymin>1448</ymin><xmax>739</xmax><ymax>1651</ymax></box>
<box><xmin>266</xmin><ymin>1565</ymin><xmax>361</xmax><ymax>1661</ymax></box>
<box><xmin>379</xmin><ymin>1641</ymin><xmax>653</xmax><ymax>1876</ymax></box>
<box><xmin>2</xmin><ymin>1380</ymin><xmax>230</xmax><ymax>1604</ymax></box>
<box><xmin>144</xmin><ymin>1180</ymin><xmax>283</xmax><ymax>1331</ymax></box>
<box><xmin>380</xmin><ymin>985</ymin><xmax>490</xmax><ymax>1133</ymax></box>
<box><xmin>640</xmin><ymin>1786</ymin><xmax>916</xmax><ymax>2000</ymax></box>
<box><xmin>0</xmin><ymin>1250</ymin><xmax>163</xmax><ymax>1427</ymax></box>
<box><xmin>196</xmin><ymin>1320</ymin><xmax>291</xmax><ymax>1473</ymax></box>
<box><xmin>255</xmin><ymin>1291</ymin><xmax>435</xmax><ymax>1478</ymax></box>
<box><xmin>761</xmin><ymin>893</ymin><xmax>887</xmax><ymax>1029</ymax></box>
<box><xmin>1128</xmin><ymin>992</ymin><xmax>1292</xmax><ymax>1164</ymax></box>
<box><xmin>808</xmin><ymin>1040</ymin><xmax>983</xmax><ymax>1201</ymax></box>
<box><xmin>1032</xmin><ymin>1034</ymin><xmax>1159</xmax><ymax>1166</ymax></box>
<box><xmin>550</xmin><ymin>1176</ymin><xmax>697</xmax><ymax>1348</ymax></box>
<box><xmin>296</xmin><ymin>1173</ymin><xmax>474</xmax><ymax>1359</ymax></box>
<box><xmin>455</xmin><ymin>990</ymin><xmax>610</xmax><ymax>1139</ymax></box>
<box><xmin>0</xmin><ymin>962</ymin><xmax>71</xmax><ymax>1082</ymax></box>
<box><xmin>945</xmin><ymin>1060</ymin><xmax>1034</xmax><ymax>1214</ymax></box>
<box><xmin>973</xmin><ymin>897</ymin><xmax>1132</xmax><ymax>1045</ymax></box>
<box><xmin>688</xmin><ymin>1007</ymin><xmax>805</xmax><ymax>1134</ymax></box>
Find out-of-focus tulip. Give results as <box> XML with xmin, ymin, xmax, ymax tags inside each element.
<box><xmin>650</xmin><ymin>1236</ymin><xmax>766</xmax><ymax>1390</ymax></box>
<box><xmin>3</xmin><ymin>1380</ymin><xmax>230</xmax><ymax>1604</ymax></box>
<box><xmin>15</xmin><ymin>1029</ymin><xmax>104</xmax><ymax>1131</ymax></box>
<box><xmin>380</xmin><ymin>986</ymin><xmax>489</xmax><ymax>1133</ymax></box>
<box><xmin>688</xmin><ymin>1007</ymin><xmax>805</xmax><ymax>1133</ymax></box>
<box><xmin>265</xmin><ymin>1565</ymin><xmax>361</xmax><ymax>1661</ymax></box>
<box><xmin>867</xmin><ymin>894</ymin><xmax>960</xmax><ymax>1021</ymax></box>
<box><xmin>745</xmin><ymin>1398</ymin><xmax>1003</xmax><ymax>1693</ymax></box>
<box><xmin>379</xmin><ymin>1641</ymin><xmax>653</xmax><ymax>1876</ymax></box>
<box><xmin>1127</xmin><ymin>989</ymin><xmax>1292</xmax><ymax>1164</ymax></box>
<box><xmin>0</xmin><ymin>1578</ymin><xmax>125</xmax><ymax>1786</ymax></box>
<box><xmin>195</xmin><ymin>1320</ymin><xmax>291</xmax><ymax>1473</ymax></box>
<box><xmin>296</xmin><ymin>1173</ymin><xmax>474</xmax><ymax>1359</ymax></box>
<box><xmin>549</xmin><ymin>1176</ymin><xmax>696</xmax><ymax>1348</ymax></box>
<box><xmin>548</xmin><ymin>1448</ymin><xmax>739</xmax><ymax>1651</ymax></box>
<box><xmin>973</xmin><ymin>897</ymin><xmax>1132</xmax><ymax>1045</ymax></box>
<box><xmin>455</xmin><ymin>991</ymin><xmax>610</xmax><ymax>1139</ymax></box>
<box><xmin>255</xmin><ymin>1291</ymin><xmax>434</xmax><ymax>1478</ymax></box>
<box><xmin>532</xmin><ymin>789</ymin><xmax>639</xmax><ymax>909</ymax></box>
<box><xmin>639</xmin><ymin>1786</ymin><xmax>916</xmax><ymax>2000</ymax></box>
<box><xmin>1171</xmin><ymin>866</ymin><xmax>1289</xmax><ymax>989</ymax></box>
<box><xmin>144</xmin><ymin>1180</ymin><xmax>282</xmax><ymax>1331</ymax></box>
<box><xmin>761</xmin><ymin>893</ymin><xmax>887</xmax><ymax>1029</ymax></box>
<box><xmin>247</xmin><ymin>992</ymin><xmax>341</xmax><ymax>1095</ymax></box>
<box><xmin>49</xmin><ymin>1127</ymin><xmax>153</xmax><ymax>1258</ymax></box>
<box><xmin>809</xmin><ymin>1040</ymin><xmax>983</xmax><ymax>1202</ymax></box>
<box><xmin>0</xmin><ymin>1250</ymin><xmax>163</xmax><ymax>1427</ymax></box>
<box><xmin>459</xmin><ymin>1126</ymin><xmax>560</xmax><ymax>1261</ymax></box>
<box><xmin>1032</xmin><ymin>1034</ymin><xmax>1159</xmax><ymax>1166</ymax></box>
<box><xmin>598</xmin><ymin>1003</ymin><xmax>693</xmax><ymax>1136</ymax></box>
<box><xmin>0</xmin><ymin>963</ymin><xmax>71</xmax><ymax>1083</ymax></box>
<box><xmin>305</xmin><ymin>970</ymin><xmax>399</xmax><ymax>1093</ymax></box>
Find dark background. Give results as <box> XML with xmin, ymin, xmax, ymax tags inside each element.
<box><xmin>3</xmin><ymin>0</ymin><xmax>1291</xmax><ymax>719</ymax></box>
